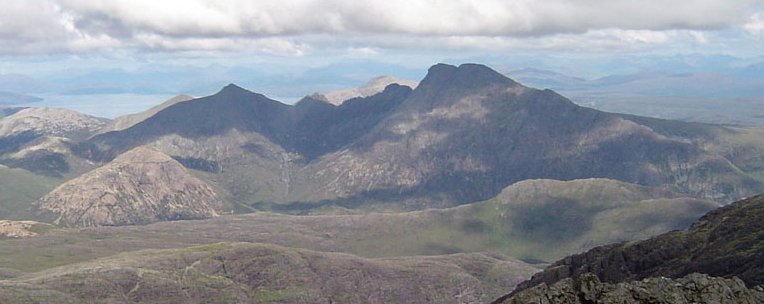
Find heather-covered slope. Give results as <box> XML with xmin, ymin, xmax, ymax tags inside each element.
<box><xmin>0</xmin><ymin>242</ymin><xmax>537</xmax><ymax>304</ymax></box>
<box><xmin>0</xmin><ymin>178</ymin><xmax>715</xmax><ymax>273</ymax></box>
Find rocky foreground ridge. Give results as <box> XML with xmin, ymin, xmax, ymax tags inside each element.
<box><xmin>498</xmin><ymin>273</ymin><xmax>764</xmax><ymax>304</ymax></box>
<box><xmin>494</xmin><ymin>194</ymin><xmax>764</xmax><ymax>303</ymax></box>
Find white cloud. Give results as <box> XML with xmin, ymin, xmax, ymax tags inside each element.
<box><xmin>0</xmin><ymin>0</ymin><xmax>760</xmax><ymax>55</ymax></box>
<box><xmin>745</xmin><ymin>13</ymin><xmax>764</xmax><ymax>34</ymax></box>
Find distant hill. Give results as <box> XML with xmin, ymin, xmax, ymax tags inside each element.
<box><xmin>507</xmin><ymin>67</ymin><xmax>764</xmax><ymax>126</ymax></box>
<box><xmin>314</xmin><ymin>75</ymin><xmax>419</xmax><ymax>105</ymax></box>
<box><xmin>0</xmin><ymin>92</ymin><xmax>41</xmax><ymax>105</ymax></box>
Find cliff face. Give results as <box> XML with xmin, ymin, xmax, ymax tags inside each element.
<box><xmin>35</xmin><ymin>146</ymin><xmax>223</xmax><ymax>227</ymax></box>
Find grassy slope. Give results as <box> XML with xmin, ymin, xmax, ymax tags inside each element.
<box><xmin>0</xmin><ymin>166</ymin><xmax>62</xmax><ymax>220</ymax></box>
<box><xmin>0</xmin><ymin>179</ymin><xmax>717</xmax><ymax>274</ymax></box>
<box><xmin>0</xmin><ymin>242</ymin><xmax>538</xmax><ymax>304</ymax></box>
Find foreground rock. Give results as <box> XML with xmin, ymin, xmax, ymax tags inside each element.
<box><xmin>36</xmin><ymin>146</ymin><xmax>223</xmax><ymax>227</ymax></box>
<box><xmin>493</xmin><ymin>194</ymin><xmax>764</xmax><ymax>303</ymax></box>
<box><xmin>0</xmin><ymin>242</ymin><xmax>538</xmax><ymax>304</ymax></box>
<box><xmin>498</xmin><ymin>273</ymin><xmax>764</xmax><ymax>304</ymax></box>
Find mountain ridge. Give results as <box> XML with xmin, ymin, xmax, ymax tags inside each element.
<box><xmin>70</xmin><ymin>63</ymin><xmax>764</xmax><ymax>211</ymax></box>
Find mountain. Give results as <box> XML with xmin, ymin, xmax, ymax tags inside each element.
<box><xmin>74</xmin><ymin>63</ymin><xmax>764</xmax><ymax>212</ymax></box>
<box><xmin>0</xmin><ymin>107</ymin><xmax>106</xmax><ymax>141</ymax></box>
<box><xmin>0</xmin><ymin>108</ymin><xmax>108</xmax><ymax>217</ymax></box>
<box><xmin>315</xmin><ymin>75</ymin><xmax>419</xmax><ymax>105</ymax></box>
<box><xmin>495</xmin><ymin>194</ymin><xmax>764</xmax><ymax>302</ymax></box>
<box><xmin>99</xmin><ymin>94</ymin><xmax>194</xmax><ymax>133</ymax></box>
<box><xmin>35</xmin><ymin>146</ymin><xmax>224</xmax><ymax>227</ymax></box>
<box><xmin>0</xmin><ymin>242</ymin><xmax>537</xmax><ymax>303</ymax></box>
<box><xmin>0</xmin><ymin>74</ymin><xmax>49</xmax><ymax>94</ymax></box>
<box><xmin>0</xmin><ymin>107</ymin><xmax>105</xmax><ymax>175</ymax></box>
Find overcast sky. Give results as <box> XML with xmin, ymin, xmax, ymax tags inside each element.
<box><xmin>1</xmin><ymin>0</ymin><xmax>763</xmax><ymax>103</ymax></box>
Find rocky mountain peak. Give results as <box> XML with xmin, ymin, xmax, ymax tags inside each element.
<box><xmin>417</xmin><ymin>63</ymin><xmax>519</xmax><ymax>93</ymax></box>
<box><xmin>217</xmin><ymin>83</ymin><xmax>252</xmax><ymax>96</ymax></box>
<box><xmin>111</xmin><ymin>145</ymin><xmax>174</xmax><ymax>164</ymax></box>
<box><xmin>35</xmin><ymin>145</ymin><xmax>224</xmax><ymax>227</ymax></box>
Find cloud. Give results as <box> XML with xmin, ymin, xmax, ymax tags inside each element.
<box><xmin>0</xmin><ymin>0</ymin><xmax>760</xmax><ymax>55</ymax></box>
<box><xmin>745</xmin><ymin>13</ymin><xmax>764</xmax><ymax>34</ymax></box>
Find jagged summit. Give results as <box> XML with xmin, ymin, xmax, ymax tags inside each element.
<box><xmin>416</xmin><ymin>63</ymin><xmax>520</xmax><ymax>93</ymax></box>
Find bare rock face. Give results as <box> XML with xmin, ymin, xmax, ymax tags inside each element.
<box><xmin>498</xmin><ymin>273</ymin><xmax>764</xmax><ymax>304</ymax></box>
<box><xmin>36</xmin><ymin>146</ymin><xmax>222</xmax><ymax>227</ymax></box>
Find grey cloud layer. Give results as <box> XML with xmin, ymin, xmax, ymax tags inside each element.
<box><xmin>0</xmin><ymin>0</ymin><xmax>760</xmax><ymax>55</ymax></box>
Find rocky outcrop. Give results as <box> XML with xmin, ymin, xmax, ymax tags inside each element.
<box><xmin>0</xmin><ymin>220</ymin><xmax>54</xmax><ymax>238</ymax></box>
<box><xmin>493</xmin><ymin>194</ymin><xmax>764</xmax><ymax>302</ymax></box>
<box><xmin>36</xmin><ymin>146</ymin><xmax>223</xmax><ymax>227</ymax></box>
<box><xmin>498</xmin><ymin>273</ymin><xmax>764</xmax><ymax>304</ymax></box>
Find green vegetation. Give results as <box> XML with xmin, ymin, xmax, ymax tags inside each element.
<box><xmin>0</xmin><ymin>179</ymin><xmax>717</xmax><ymax>275</ymax></box>
<box><xmin>0</xmin><ymin>166</ymin><xmax>62</xmax><ymax>219</ymax></box>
